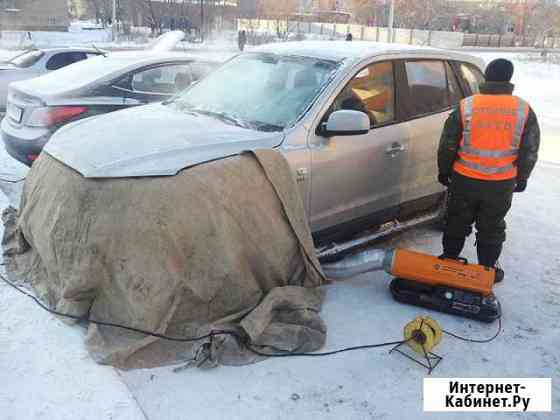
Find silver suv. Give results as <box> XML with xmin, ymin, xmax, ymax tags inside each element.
<box><xmin>43</xmin><ymin>41</ymin><xmax>485</xmax><ymax>245</ymax></box>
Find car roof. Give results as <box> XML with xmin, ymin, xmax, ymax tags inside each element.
<box><xmin>253</xmin><ymin>41</ymin><xmax>485</xmax><ymax>69</ymax></box>
<box><xmin>34</xmin><ymin>48</ymin><xmax>224</xmax><ymax>64</ymax></box>
<box><xmin>11</xmin><ymin>51</ymin><xmax>220</xmax><ymax>100</ymax></box>
<box><xmin>87</xmin><ymin>51</ymin><xmax>224</xmax><ymax>66</ymax></box>
<box><xmin>37</xmin><ymin>47</ymin><xmax>104</xmax><ymax>54</ymax></box>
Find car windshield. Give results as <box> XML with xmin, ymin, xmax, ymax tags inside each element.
<box><xmin>8</xmin><ymin>50</ymin><xmax>45</xmax><ymax>68</ymax></box>
<box><xmin>170</xmin><ymin>53</ymin><xmax>339</xmax><ymax>131</ymax></box>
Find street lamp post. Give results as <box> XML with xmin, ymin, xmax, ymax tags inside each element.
<box><xmin>200</xmin><ymin>0</ymin><xmax>204</xmax><ymax>42</ymax></box>
<box><xmin>112</xmin><ymin>0</ymin><xmax>117</xmax><ymax>42</ymax></box>
<box><xmin>388</xmin><ymin>0</ymin><xmax>394</xmax><ymax>43</ymax></box>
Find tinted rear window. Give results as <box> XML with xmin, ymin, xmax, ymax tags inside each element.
<box><xmin>405</xmin><ymin>60</ymin><xmax>448</xmax><ymax>116</ymax></box>
<box><xmin>46</xmin><ymin>51</ymin><xmax>88</xmax><ymax>70</ymax></box>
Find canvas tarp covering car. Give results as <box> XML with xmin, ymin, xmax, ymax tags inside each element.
<box><xmin>2</xmin><ymin>150</ymin><xmax>326</xmax><ymax>369</ymax></box>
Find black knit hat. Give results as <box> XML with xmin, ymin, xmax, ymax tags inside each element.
<box><xmin>485</xmin><ymin>59</ymin><xmax>514</xmax><ymax>82</ymax></box>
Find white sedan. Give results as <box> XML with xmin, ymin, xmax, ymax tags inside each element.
<box><xmin>0</xmin><ymin>47</ymin><xmax>105</xmax><ymax>112</ymax></box>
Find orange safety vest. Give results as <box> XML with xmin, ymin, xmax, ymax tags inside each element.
<box><xmin>453</xmin><ymin>94</ymin><xmax>529</xmax><ymax>181</ymax></box>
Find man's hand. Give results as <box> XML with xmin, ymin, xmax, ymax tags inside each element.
<box><xmin>515</xmin><ymin>179</ymin><xmax>527</xmax><ymax>193</ymax></box>
<box><xmin>438</xmin><ymin>173</ymin><xmax>451</xmax><ymax>187</ymax></box>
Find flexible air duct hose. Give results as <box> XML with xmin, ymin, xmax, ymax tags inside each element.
<box><xmin>321</xmin><ymin>248</ymin><xmax>395</xmax><ymax>279</ymax></box>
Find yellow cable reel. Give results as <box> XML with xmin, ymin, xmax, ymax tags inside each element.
<box><xmin>403</xmin><ymin>316</ymin><xmax>442</xmax><ymax>354</ymax></box>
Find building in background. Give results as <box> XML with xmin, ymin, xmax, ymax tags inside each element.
<box><xmin>447</xmin><ymin>0</ymin><xmax>541</xmax><ymax>34</ymax></box>
<box><xmin>77</xmin><ymin>0</ymin><xmax>240</xmax><ymax>34</ymax></box>
<box><xmin>126</xmin><ymin>0</ymin><xmax>240</xmax><ymax>33</ymax></box>
<box><xmin>0</xmin><ymin>0</ymin><xmax>69</xmax><ymax>31</ymax></box>
<box><xmin>239</xmin><ymin>0</ymin><xmax>257</xmax><ymax>18</ymax></box>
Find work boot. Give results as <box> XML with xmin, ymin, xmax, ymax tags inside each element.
<box><xmin>442</xmin><ymin>235</ymin><xmax>466</xmax><ymax>259</ymax></box>
<box><xmin>477</xmin><ymin>242</ymin><xmax>504</xmax><ymax>283</ymax></box>
<box><xmin>494</xmin><ymin>267</ymin><xmax>505</xmax><ymax>283</ymax></box>
<box><xmin>476</xmin><ymin>242</ymin><xmax>502</xmax><ymax>267</ymax></box>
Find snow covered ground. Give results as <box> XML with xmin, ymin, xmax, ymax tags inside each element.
<box><xmin>0</xmin><ymin>180</ymin><xmax>146</xmax><ymax>419</ymax></box>
<box><xmin>0</xmin><ymin>45</ymin><xmax>558</xmax><ymax>419</ymax></box>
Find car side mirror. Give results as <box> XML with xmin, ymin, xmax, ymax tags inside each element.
<box><xmin>320</xmin><ymin>110</ymin><xmax>370</xmax><ymax>137</ymax></box>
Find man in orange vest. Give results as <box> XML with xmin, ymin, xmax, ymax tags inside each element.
<box><xmin>438</xmin><ymin>59</ymin><xmax>540</xmax><ymax>276</ymax></box>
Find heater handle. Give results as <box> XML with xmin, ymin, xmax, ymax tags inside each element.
<box><xmin>438</xmin><ymin>255</ymin><xmax>469</xmax><ymax>265</ymax></box>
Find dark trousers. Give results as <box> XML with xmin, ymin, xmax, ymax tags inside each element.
<box><xmin>442</xmin><ymin>172</ymin><xmax>515</xmax><ymax>267</ymax></box>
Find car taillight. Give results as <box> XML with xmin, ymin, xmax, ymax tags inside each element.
<box><xmin>26</xmin><ymin>106</ymin><xmax>88</xmax><ymax>127</ymax></box>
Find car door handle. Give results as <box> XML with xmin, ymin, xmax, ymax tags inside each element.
<box><xmin>385</xmin><ymin>143</ymin><xmax>405</xmax><ymax>155</ymax></box>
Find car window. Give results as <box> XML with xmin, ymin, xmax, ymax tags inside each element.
<box><xmin>46</xmin><ymin>52</ymin><xmax>88</xmax><ymax>71</ymax></box>
<box><xmin>459</xmin><ymin>63</ymin><xmax>485</xmax><ymax>95</ymax></box>
<box><xmin>446</xmin><ymin>62</ymin><xmax>462</xmax><ymax>105</ymax></box>
<box><xmin>131</xmin><ymin>64</ymin><xmax>198</xmax><ymax>95</ymax></box>
<box><xmin>405</xmin><ymin>60</ymin><xmax>450</xmax><ymax>116</ymax></box>
<box><xmin>330</xmin><ymin>61</ymin><xmax>395</xmax><ymax>127</ymax></box>
<box><xmin>8</xmin><ymin>50</ymin><xmax>45</xmax><ymax>68</ymax></box>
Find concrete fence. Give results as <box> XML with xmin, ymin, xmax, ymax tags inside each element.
<box><xmin>0</xmin><ymin>30</ymin><xmax>112</xmax><ymax>49</ymax></box>
<box><xmin>238</xmin><ymin>19</ymin><xmax>465</xmax><ymax>49</ymax></box>
<box><xmin>462</xmin><ymin>33</ymin><xmax>560</xmax><ymax>49</ymax></box>
<box><xmin>238</xmin><ymin>19</ymin><xmax>560</xmax><ymax>49</ymax></box>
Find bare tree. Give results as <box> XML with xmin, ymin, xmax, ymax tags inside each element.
<box><xmin>86</xmin><ymin>0</ymin><xmax>112</xmax><ymax>25</ymax></box>
<box><xmin>527</xmin><ymin>0</ymin><xmax>560</xmax><ymax>37</ymax></box>
<box><xmin>392</xmin><ymin>0</ymin><xmax>452</xmax><ymax>30</ymax></box>
<box><xmin>348</xmin><ymin>0</ymin><xmax>456</xmax><ymax>29</ymax></box>
<box><xmin>256</xmin><ymin>0</ymin><xmax>298</xmax><ymax>19</ymax></box>
<box><xmin>125</xmin><ymin>0</ymin><xmax>195</xmax><ymax>34</ymax></box>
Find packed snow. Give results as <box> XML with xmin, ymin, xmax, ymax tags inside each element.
<box><xmin>0</xmin><ymin>44</ymin><xmax>558</xmax><ymax>419</ymax></box>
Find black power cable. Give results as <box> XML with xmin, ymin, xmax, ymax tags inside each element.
<box><xmin>0</xmin><ymin>272</ymin><xmax>236</xmax><ymax>343</ymax></box>
<box><xmin>248</xmin><ymin>340</ymin><xmax>408</xmax><ymax>358</ymax></box>
<box><xmin>442</xmin><ymin>317</ymin><xmax>502</xmax><ymax>343</ymax></box>
<box><xmin>0</xmin><ymin>272</ymin><xmax>407</xmax><ymax>357</ymax></box>
<box><xmin>0</xmin><ymin>177</ymin><xmax>26</xmax><ymax>184</ymax></box>
<box><xmin>0</xmin><ymin>271</ymin><xmax>501</xmax><ymax>359</ymax></box>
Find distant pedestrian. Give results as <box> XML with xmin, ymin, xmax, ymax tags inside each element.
<box><xmin>345</xmin><ymin>33</ymin><xmax>353</xmax><ymax>41</ymax></box>
<box><xmin>238</xmin><ymin>30</ymin><xmax>247</xmax><ymax>51</ymax></box>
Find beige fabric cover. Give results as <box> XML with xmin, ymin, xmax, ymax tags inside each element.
<box><xmin>2</xmin><ymin>150</ymin><xmax>325</xmax><ymax>369</ymax></box>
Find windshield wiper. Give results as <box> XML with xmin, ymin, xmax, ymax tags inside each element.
<box><xmin>176</xmin><ymin>106</ymin><xmax>283</xmax><ymax>132</ymax></box>
<box><xmin>248</xmin><ymin>121</ymin><xmax>283</xmax><ymax>132</ymax></box>
<box><xmin>188</xmin><ymin>109</ymin><xmax>247</xmax><ymax>128</ymax></box>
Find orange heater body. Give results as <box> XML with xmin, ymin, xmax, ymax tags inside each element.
<box><xmin>384</xmin><ymin>249</ymin><xmax>501</xmax><ymax>323</ymax></box>
<box><xmin>387</xmin><ymin>249</ymin><xmax>495</xmax><ymax>296</ymax></box>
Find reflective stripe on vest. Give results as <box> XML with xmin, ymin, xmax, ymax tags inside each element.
<box><xmin>454</xmin><ymin>94</ymin><xmax>529</xmax><ymax>180</ymax></box>
<box><xmin>455</xmin><ymin>158</ymin><xmax>516</xmax><ymax>174</ymax></box>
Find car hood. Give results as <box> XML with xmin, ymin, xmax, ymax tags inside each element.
<box><xmin>0</xmin><ymin>64</ymin><xmax>17</xmax><ymax>71</ymax></box>
<box><xmin>45</xmin><ymin>103</ymin><xmax>285</xmax><ymax>178</ymax></box>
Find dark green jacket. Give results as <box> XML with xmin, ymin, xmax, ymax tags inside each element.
<box><xmin>438</xmin><ymin>82</ymin><xmax>540</xmax><ymax>182</ymax></box>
